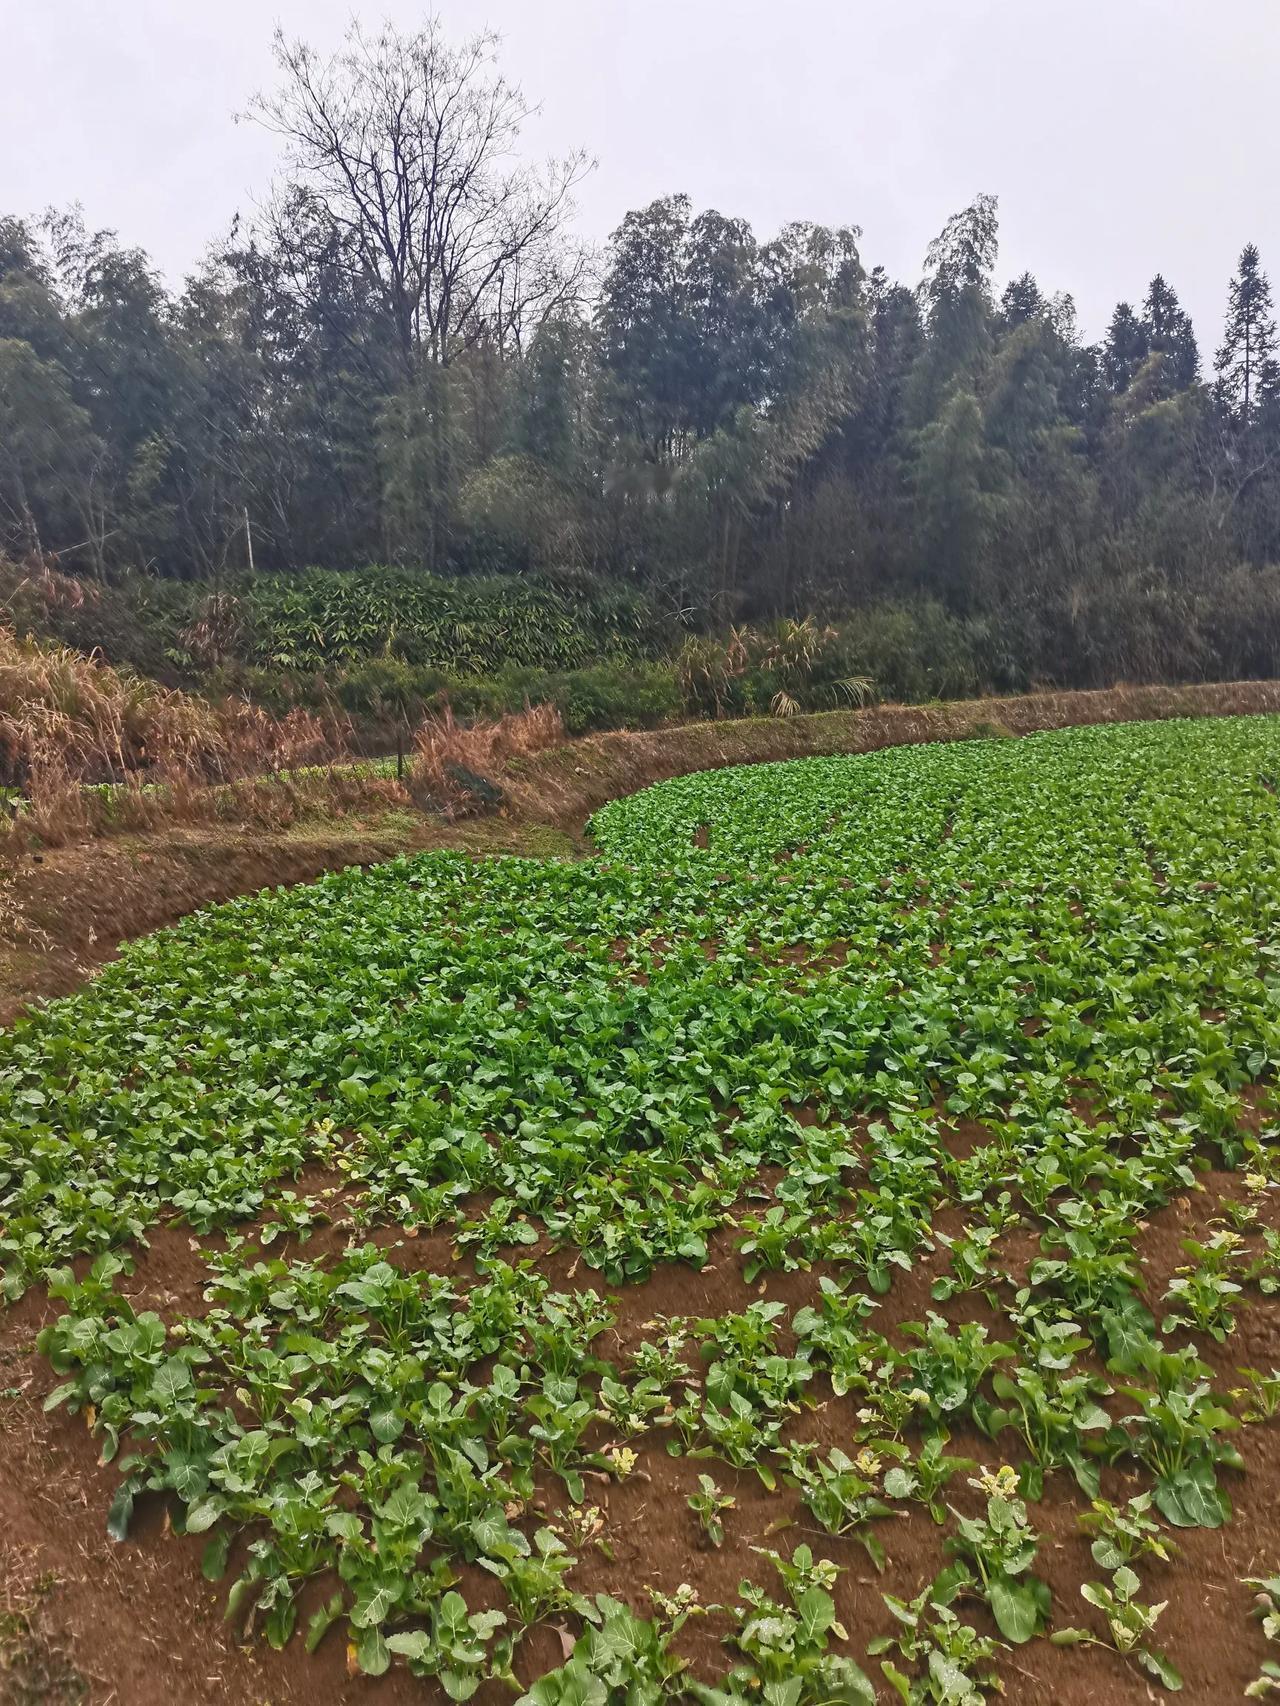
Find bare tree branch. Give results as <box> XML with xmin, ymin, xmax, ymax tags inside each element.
<box><xmin>245</xmin><ymin>18</ymin><xmax>594</xmax><ymax>377</ymax></box>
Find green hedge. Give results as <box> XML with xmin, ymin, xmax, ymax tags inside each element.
<box><xmin>206</xmin><ymin>657</ymin><xmax>683</xmax><ymax>739</ymax></box>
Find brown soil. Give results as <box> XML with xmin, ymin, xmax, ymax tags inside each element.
<box><xmin>2</xmin><ymin>1169</ymin><xmax>1278</xmax><ymax>1706</ymax></box>
<box><xmin>0</xmin><ymin>1295</ymin><xmax>422</xmax><ymax>1706</ymax></box>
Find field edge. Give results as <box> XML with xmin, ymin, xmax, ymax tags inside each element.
<box><xmin>6</xmin><ymin>679</ymin><xmax>1280</xmax><ymax>1027</ymax></box>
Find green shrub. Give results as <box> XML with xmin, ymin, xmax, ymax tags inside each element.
<box><xmin>398</xmin><ymin>662</ymin><xmax>681</xmax><ymax>736</ymax></box>
<box><xmin>674</xmin><ymin>607</ymin><xmax>992</xmax><ymax>719</ymax></box>
<box><xmin>552</xmin><ymin>663</ymin><xmax>682</xmax><ymax>734</ymax></box>
<box><xmin>331</xmin><ymin>657</ymin><xmax>451</xmax><ymax>718</ymax></box>
<box><xmin>1054</xmin><ymin>564</ymin><xmax>1280</xmax><ymax>688</ymax></box>
<box><xmin>433</xmin><ymin>667</ymin><xmax>555</xmax><ymax>720</ymax></box>
<box><xmin>828</xmin><ymin>602</ymin><xmax>992</xmax><ymax>703</ymax></box>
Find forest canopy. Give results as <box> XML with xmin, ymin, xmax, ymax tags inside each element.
<box><xmin>2</xmin><ymin>14</ymin><xmax>1280</xmax><ymax>693</ymax></box>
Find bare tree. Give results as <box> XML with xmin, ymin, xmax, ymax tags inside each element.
<box><xmin>246</xmin><ymin>18</ymin><xmax>593</xmax><ymax>378</ymax></box>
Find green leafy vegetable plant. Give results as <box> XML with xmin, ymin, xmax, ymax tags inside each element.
<box><xmin>1052</xmin><ymin>1565</ymin><xmax>1182</xmax><ymax>1692</ymax></box>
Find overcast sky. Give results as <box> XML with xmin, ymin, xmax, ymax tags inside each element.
<box><xmin>3</xmin><ymin>0</ymin><xmax>1276</xmax><ymax>347</ymax></box>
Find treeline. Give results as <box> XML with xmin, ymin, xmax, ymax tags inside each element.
<box><xmin>2</xmin><ymin>17</ymin><xmax>1280</xmax><ymax>692</ymax></box>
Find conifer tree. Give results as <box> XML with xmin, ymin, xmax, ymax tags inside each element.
<box><xmin>1102</xmin><ymin>303</ymin><xmax>1148</xmax><ymax>393</ymax></box>
<box><xmin>903</xmin><ymin>195</ymin><xmax>999</xmax><ymax>427</ymax></box>
<box><xmin>1215</xmin><ymin>243</ymin><xmax>1277</xmax><ymax>420</ymax></box>
<box><xmin>1143</xmin><ymin>274</ymin><xmax>1199</xmax><ymax>391</ymax></box>
<box><xmin>1001</xmin><ymin>272</ymin><xmax>1044</xmax><ymax>328</ymax></box>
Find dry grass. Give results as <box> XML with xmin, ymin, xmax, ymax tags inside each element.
<box><xmin>8</xmin><ymin>624</ymin><xmax>1280</xmax><ymax>865</ymax></box>
<box><xmin>410</xmin><ymin>700</ymin><xmax>565</xmax><ymax>817</ymax></box>
<box><xmin>0</xmin><ymin>627</ymin><xmax>575</xmax><ymax>856</ymax></box>
<box><xmin>1</xmin><ymin>628</ymin><xmax>205</xmax><ymax>784</ymax></box>
<box><xmin>0</xmin><ymin>626</ymin><xmax>403</xmax><ymax>857</ymax></box>
<box><xmin>0</xmin><ymin>626</ymin><xmax>351</xmax><ymax>786</ymax></box>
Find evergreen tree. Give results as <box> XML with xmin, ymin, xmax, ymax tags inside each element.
<box><xmin>861</xmin><ymin>266</ymin><xmax>923</xmax><ymax>445</ymax></box>
<box><xmin>984</xmin><ymin>315</ymin><xmax>1071</xmax><ymax>461</ymax></box>
<box><xmin>914</xmin><ymin>386</ymin><xmax>995</xmax><ymax>607</ymax></box>
<box><xmin>683</xmin><ymin>210</ymin><xmax>766</xmax><ymax>438</ymax></box>
<box><xmin>1143</xmin><ymin>274</ymin><xmax>1199</xmax><ymax>392</ymax></box>
<box><xmin>1102</xmin><ymin>303</ymin><xmax>1148</xmax><ymax>393</ymax></box>
<box><xmin>518</xmin><ymin>315</ymin><xmax>591</xmax><ymax>480</ymax></box>
<box><xmin>1215</xmin><ymin>243</ymin><xmax>1277</xmax><ymax>420</ymax></box>
<box><xmin>598</xmin><ymin>195</ymin><xmax>696</xmax><ymax>461</ymax></box>
<box><xmin>1001</xmin><ymin>272</ymin><xmax>1045</xmax><ymax>328</ymax></box>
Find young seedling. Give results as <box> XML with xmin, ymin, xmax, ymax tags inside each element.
<box><xmin>723</xmin><ymin>1547</ymin><xmax>876</xmax><ymax>1705</ymax></box>
<box><xmin>941</xmin><ymin>1465</ymin><xmax>1051</xmax><ymax>1644</ymax></box>
<box><xmin>781</xmin><ymin>1443</ymin><xmax>893</xmax><ymax>1569</ymax></box>
<box><xmin>687</xmin><ymin>1474</ymin><xmax>734</xmax><ymax>1547</ymax></box>
<box><xmin>1078</xmin><ymin>1493</ymin><xmax>1174</xmax><ymax>1571</ymax></box>
<box><xmin>870</xmin><ymin>1577</ymin><xmax>1003</xmax><ymax>1704</ymax></box>
<box><xmin>1161</xmin><ymin>1230</ymin><xmax>1244</xmax><ymax>1343</ymax></box>
<box><xmin>1243</xmin><ymin>1573</ymin><xmax>1280</xmax><ymax>1697</ymax></box>
<box><xmin>1052</xmin><ymin>1565</ymin><xmax>1182</xmax><ymax>1692</ymax></box>
<box><xmin>1233</xmin><ymin>1368</ymin><xmax>1280</xmax><ymax>1423</ymax></box>
<box><xmin>880</xmin><ymin>1433</ymin><xmax>977</xmax><ymax>1524</ymax></box>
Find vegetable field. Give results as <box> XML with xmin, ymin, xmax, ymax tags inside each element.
<box><xmin>3</xmin><ymin>716</ymin><xmax>1280</xmax><ymax>1703</ymax></box>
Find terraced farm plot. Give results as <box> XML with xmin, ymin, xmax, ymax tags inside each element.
<box><xmin>3</xmin><ymin>716</ymin><xmax>1280</xmax><ymax>1703</ymax></box>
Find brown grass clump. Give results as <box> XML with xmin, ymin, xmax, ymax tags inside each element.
<box><xmin>0</xmin><ymin>556</ymin><xmax>95</xmax><ymax>620</ymax></box>
<box><xmin>0</xmin><ymin>628</ymin><xmax>210</xmax><ymax>786</ymax></box>
<box><xmin>0</xmin><ymin>626</ymin><xmax>350</xmax><ymax>790</ymax></box>
<box><xmin>0</xmin><ymin>626</ymin><xmax>402</xmax><ymax>856</ymax></box>
<box><xmin>411</xmin><ymin>700</ymin><xmax>565</xmax><ymax>817</ymax></box>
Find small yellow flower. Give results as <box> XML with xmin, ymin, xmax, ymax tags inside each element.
<box><xmin>651</xmin><ymin>1582</ymin><xmax>701</xmax><ymax>1619</ymax></box>
<box><xmin>607</xmin><ymin>1445</ymin><xmax>638</xmax><ymax>1478</ymax></box>
<box><xmin>972</xmin><ymin>1463</ymin><xmax>1020</xmax><ymax>1497</ymax></box>
<box><xmin>855</xmin><ymin>1448</ymin><xmax>883</xmax><ymax>1478</ymax></box>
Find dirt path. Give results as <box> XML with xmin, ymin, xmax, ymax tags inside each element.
<box><xmin>499</xmin><ymin>680</ymin><xmax>1280</xmax><ymax>824</ymax></box>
